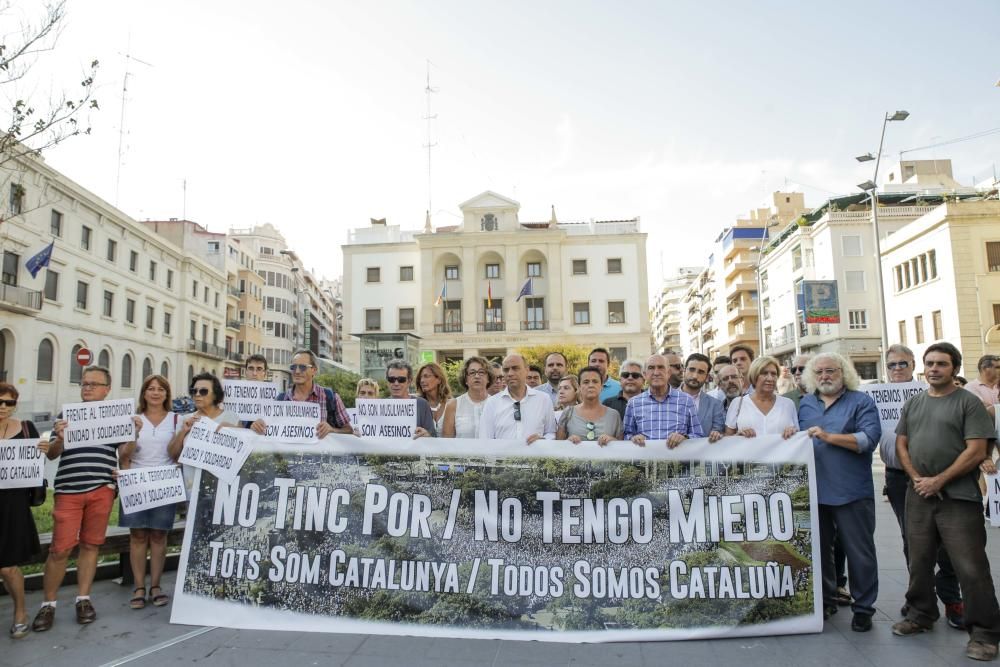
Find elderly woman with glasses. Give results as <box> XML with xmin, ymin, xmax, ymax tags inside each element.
<box><xmin>442</xmin><ymin>357</ymin><xmax>492</xmax><ymax>438</ymax></box>
<box><xmin>168</xmin><ymin>373</ymin><xmax>239</xmax><ymax>461</ymax></box>
<box><xmin>556</xmin><ymin>367</ymin><xmax>623</xmax><ymax>446</ymax></box>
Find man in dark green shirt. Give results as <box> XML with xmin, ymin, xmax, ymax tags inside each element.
<box><xmin>892</xmin><ymin>342</ymin><xmax>1000</xmax><ymax>662</ymax></box>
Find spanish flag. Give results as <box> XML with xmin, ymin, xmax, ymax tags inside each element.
<box><xmin>487</xmin><ymin>280</ymin><xmax>493</xmax><ymax>308</ymax></box>
<box><xmin>434</xmin><ymin>281</ymin><xmax>447</xmax><ymax>306</ymax></box>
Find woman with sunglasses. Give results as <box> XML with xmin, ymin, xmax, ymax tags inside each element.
<box><xmin>442</xmin><ymin>357</ymin><xmax>492</xmax><ymax>438</ymax></box>
<box><xmin>0</xmin><ymin>383</ymin><xmax>47</xmax><ymax>639</ymax></box>
<box><xmin>118</xmin><ymin>374</ymin><xmax>180</xmax><ymax>610</ymax></box>
<box><xmin>556</xmin><ymin>367</ymin><xmax>623</xmax><ymax>446</ymax></box>
<box><xmin>167</xmin><ymin>373</ymin><xmax>239</xmax><ymax>463</ymax></box>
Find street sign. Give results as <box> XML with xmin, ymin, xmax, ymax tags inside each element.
<box><xmin>802</xmin><ymin>281</ymin><xmax>841</xmax><ymax>324</ymax></box>
<box><xmin>76</xmin><ymin>347</ymin><xmax>93</xmax><ymax>366</ymax></box>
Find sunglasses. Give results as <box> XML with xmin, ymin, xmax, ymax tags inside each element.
<box><xmin>586</xmin><ymin>421</ymin><xmax>596</xmax><ymax>440</ymax></box>
<box><xmin>189</xmin><ymin>387</ymin><xmax>211</xmax><ymax>397</ymax></box>
<box><xmin>0</xmin><ymin>399</ymin><xmax>16</xmax><ymax>407</ymax></box>
<box><xmin>790</xmin><ymin>366</ymin><xmax>807</xmax><ymax>374</ymax></box>
<box><xmin>386</xmin><ymin>376</ymin><xmax>409</xmax><ymax>384</ymax></box>
<box><xmin>289</xmin><ymin>364</ymin><xmax>312</xmax><ymax>373</ymax></box>
<box><xmin>513</xmin><ymin>401</ymin><xmax>521</xmax><ymax>422</ymax></box>
<box><xmin>887</xmin><ymin>361</ymin><xmax>910</xmax><ymax>370</ymax></box>
<box><xmin>620</xmin><ymin>372</ymin><xmax>643</xmax><ymax>380</ymax></box>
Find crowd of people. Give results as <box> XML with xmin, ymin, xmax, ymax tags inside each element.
<box><xmin>2</xmin><ymin>342</ymin><xmax>999</xmax><ymax>661</ymax></box>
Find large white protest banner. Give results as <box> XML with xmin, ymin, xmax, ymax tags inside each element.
<box><xmin>354</xmin><ymin>398</ymin><xmax>417</xmax><ymax>439</ymax></box>
<box><xmin>0</xmin><ymin>438</ymin><xmax>45</xmax><ymax>489</ymax></box>
<box><xmin>223</xmin><ymin>380</ymin><xmax>281</xmax><ymax>421</ymax></box>
<box><xmin>859</xmin><ymin>382</ymin><xmax>924</xmax><ymax>436</ymax></box>
<box><xmin>259</xmin><ymin>400</ymin><xmax>321</xmax><ymax>443</ymax></box>
<box><xmin>178</xmin><ymin>418</ymin><xmax>254</xmax><ymax>484</ymax></box>
<box><xmin>118</xmin><ymin>465</ymin><xmax>187</xmax><ymax>515</ymax></box>
<box><xmin>62</xmin><ymin>398</ymin><xmax>136</xmax><ymax>449</ymax></box>
<box><xmin>172</xmin><ymin>433</ymin><xmax>821</xmax><ymax>642</ymax></box>
<box><xmin>987</xmin><ymin>474</ymin><xmax>1000</xmax><ymax>528</ymax></box>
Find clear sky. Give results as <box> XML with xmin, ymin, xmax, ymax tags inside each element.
<box><xmin>19</xmin><ymin>0</ymin><xmax>1000</xmax><ymax>289</ymax></box>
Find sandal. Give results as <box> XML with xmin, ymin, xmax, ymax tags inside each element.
<box><xmin>150</xmin><ymin>586</ymin><xmax>169</xmax><ymax>607</ymax></box>
<box><xmin>130</xmin><ymin>587</ymin><xmax>147</xmax><ymax>610</ymax></box>
<box><xmin>9</xmin><ymin>622</ymin><xmax>29</xmax><ymax>639</ymax></box>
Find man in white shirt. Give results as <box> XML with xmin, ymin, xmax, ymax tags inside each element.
<box><xmin>478</xmin><ymin>354</ymin><xmax>557</xmax><ymax>443</ymax></box>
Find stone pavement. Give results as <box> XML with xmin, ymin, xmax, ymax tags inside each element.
<box><xmin>4</xmin><ymin>470</ymin><xmax>1000</xmax><ymax>667</ymax></box>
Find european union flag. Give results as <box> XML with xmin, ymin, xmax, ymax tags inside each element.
<box><xmin>515</xmin><ymin>277</ymin><xmax>533</xmax><ymax>302</ymax></box>
<box><xmin>26</xmin><ymin>241</ymin><xmax>54</xmax><ymax>278</ymax></box>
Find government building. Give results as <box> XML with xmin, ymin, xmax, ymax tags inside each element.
<box><xmin>342</xmin><ymin>191</ymin><xmax>651</xmax><ymax>377</ymax></box>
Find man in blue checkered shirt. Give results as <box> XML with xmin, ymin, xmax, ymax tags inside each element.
<box><xmin>624</xmin><ymin>354</ymin><xmax>704</xmax><ymax>447</ymax></box>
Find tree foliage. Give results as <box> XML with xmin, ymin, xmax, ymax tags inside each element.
<box><xmin>517</xmin><ymin>344</ymin><xmax>620</xmax><ymax>379</ymax></box>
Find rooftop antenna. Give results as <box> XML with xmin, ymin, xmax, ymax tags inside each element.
<box><xmin>422</xmin><ymin>60</ymin><xmax>438</xmax><ymax>227</ymax></box>
<box><xmin>115</xmin><ymin>37</ymin><xmax>154</xmax><ymax>206</ymax></box>
<box><xmin>182</xmin><ymin>178</ymin><xmax>187</xmax><ymax>220</ymax></box>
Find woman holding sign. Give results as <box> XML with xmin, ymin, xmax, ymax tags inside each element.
<box><xmin>168</xmin><ymin>374</ymin><xmax>240</xmax><ymax>462</ymax></box>
<box><xmin>118</xmin><ymin>375</ymin><xmax>180</xmax><ymax>610</ymax></box>
<box><xmin>0</xmin><ymin>383</ymin><xmax>47</xmax><ymax>639</ymax></box>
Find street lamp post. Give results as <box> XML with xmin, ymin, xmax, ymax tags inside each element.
<box><xmin>856</xmin><ymin>110</ymin><xmax>909</xmax><ymax>382</ymax></box>
<box><xmin>752</xmin><ymin>220</ymin><xmax>779</xmax><ymax>355</ymax></box>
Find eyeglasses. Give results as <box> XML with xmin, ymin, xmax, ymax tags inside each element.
<box><xmin>620</xmin><ymin>372</ymin><xmax>643</xmax><ymax>380</ymax></box>
<box><xmin>0</xmin><ymin>399</ymin><xmax>16</xmax><ymax>407</ymax></box>
<box><xmin>386</xmin><ymin>376</ymin><xmax>409</xmax><ymax>384</ymax></box>
<box><xmin>815</xmin><ymin>368</ymin><xmax>841</xmax><ymax>377</ymax></box>
<box><xmin>189</xmin><ymin>387</ymin><xmax>211</xmax><ymax>396</ymax></box>
<box><xmin>887</xmin><ymin>361</ymin><xmax>910</xmax><ymax>370</ymax></box>
<box><xmin>81</xmin><ymin>382</ymin><xmax>108</xmax><ymax>389</ymax></box>
<box><xmin>289</xmin><ymin>364</ymin><xmax>312</xmax><ymax>373</ymax></box>
<box><xmin>790</xmin><ymin>366</ymin><xmax>807</xmax><ymax>374</ymax></box>
<box><xmin>586</xmin><ymin>421</ymin><xmax>596</xmax><ymax>440</ymax></box>
<box><xmin>467</xmin><ymin>369</ymin><xmax>488</xmax><ymax>377</ymax></box>
<box><xmin>513</xmin><ymin>401</ymin><xmax>521</xmax><ymax>422</ymax></box>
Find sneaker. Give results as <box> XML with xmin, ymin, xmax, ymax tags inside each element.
<box><xmin>851</xmin><ymin>613</ymin><xmax>873</xmax><ymax>632</ymax></box>
<box><xmin>966</xmin><ymin>640</ymin><xmax>999</xmax><ymax>661</ymax></box>
<box><xmin>892</xmin><ymin>619</ymin><xmax>931</xmax><ymax>636</ymax></box>
<box><xmin>75</xmin><ymin>599</ymin><xmax>96</xmax><ymax>625</ymax></box>
<box><xmin>945</xmin><ymin>602</ymin><xmax>965</xmax><ymax>630</ymax></box>
<box><xmin>31</xmin><ymin>606</ymin><xmax>55</xmax><ymax>632</ymax></box>
<box><xmin>834</xmin><ymin>586</ymin><xmax>852</xmax><ymax>606</ymax></box>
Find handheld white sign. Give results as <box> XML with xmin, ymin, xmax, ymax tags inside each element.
<box><xmin>355</xmin><ymin>398</ymin><xmax>418</xmax><ymax>439</ymax></box>
<box><xmin>118</xmin><ymin>465</ymin><xmax>186</xmax><ymax>515</ymax></box>
<box><xmin>179</xmin><ymin>418</ymin><xmax>253</xmax><ymax>483</ymax></box>
<box><xmin>62</xmin><ymin>398</ymin><xmax>136</xmax><ymax>449</ymax></box>
<box><xmin>259</xmin><ymin>400</ymin><xmax>321</xmax><ymax>442</ymax></box>
<box><xmin>223</xmin><ymin>380</ymin><xmax>280</xmax><ymax>421</ymax></box>
<box><xmin>0</xmin><ymin>438</ymin><xmax>44</xmax><ymax>489</ymax></box>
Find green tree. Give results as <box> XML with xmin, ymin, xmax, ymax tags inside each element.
<box><xmin>315</xmin><ymin>370</ymin><xmax>386</xmax><ymax>407</ymax></box>
<box><xmin>517</xmin><ymin>344</ymin><xmax>618</xmax><ymax>378</ymax></box>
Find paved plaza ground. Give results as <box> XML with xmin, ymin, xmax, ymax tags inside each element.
<box><xmin>4</xmin><ymin>469</ymin><xmax>1000</xmax><ymax>667</ymax></box>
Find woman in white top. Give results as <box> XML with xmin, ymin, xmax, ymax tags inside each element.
<box><xmin>442</xmin><ymin>357</ymin><xmax>491</xmax><ymax>438</ymax></box>
<box><xmin>417</xmin><ymin>362</ymin><xmax>452</xmax><ymax>435</ymax></box>
<box><xmin>119</xmin><ymin>374</ymin><xmax>181</xmax><ymax>610</ymax></box>
<box><xmin>725</xmin><ymin>355</ymin><xmax>798</xmax><ymax>439</ymax></box>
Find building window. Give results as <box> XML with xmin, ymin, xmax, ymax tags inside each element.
<box><xmin>126</xmin><ymin>298</ymin><xmax>136</xmax><ymax>324</ymax></box>
<box><xmin>105</xmin><ymin>239</ymin><xmax>116</xmax><ymax>262</ymax></box>
<box><xmin>204</xmin><ymin>286</ymin><xmax>209</xmax><ymax>303</ymax></box>
<box><xmin>791</xmin><ymin>245</ymin><xmax>803</xmax><ymax>271</ymax></box>
<box><xmin>121</xmin><ymin>353</ymin><xmax>133</xmax><ymax>389</ymax></box>
<box><xmin>142</xmin><ymin>357</ymin><xmax>152</xmax><ymax>381</ymax></box>
<box><xmin>854</xmin><ymin>361</ymin><xmax>878</xmax><ymax>381</ymax></box>
<box><xmin>399</xmin><ymin>308</ymin><xmax>415</xmax><ymax>330</ymax></box>
<box><xmin>102</xmin><ymin>290</ymin><xmax>114</xmax><ymax>317</ymax></box>
<box><xmin>928</xmin><ymin>250</ymin><xmax>937</xmax><ymax>278</ymax></box>
<box><xmin>932</xmin><ymin>310</ymin><xmax>943</xmax><ymax>339</ymax></box>
<box><xmin>914</xmin><ymin>315</ymin><xmax>925</xmax><ymax>344</ymax></box>
<box><xmin>214</xmin><ymin>292</ymin><xmax>219</xmax><ymax>308</ymax></box>
<box><xmin>81</xmin><ymin>226</ymin><xmax>92</xmax><ymax>251</ymax></box>
<box><xmin>70</xmin><ymin>345</ymin><xmax>83</xmax><ymax>384</ymax></box>
<box><xmin>485</xmin><ymin>264</ymin><xmax>500</xmax><ymax>279</ymax></box>
<box><xmin>192</xmin><ymin>279</ymin><xmax>198</xmax><ymax>298</ymax></box>
<box><xmin>166</xmin><ymin>269</ymin><xmax>174</xmax><ymax>290</ymax></box>
<box><xmin>842</xmin><ymin>235</ymin><xmax>862</xmax><ymax>256</ymax></box>
<box><xmin>760</xmin><ymin>270</ymin><xmax>768</xmax><ymax>293</ymax></box>
<box><xmin>146</xmin><ymin>305</ymin><xmax>155</xmax><ymax>330</ymax></box>
<box><xmin>524</xmin><ymin>297</ymin><xmax>544</xmax><ymax>329</ymax></box>
<box><xmin>845</xmin><ymin>270</ymin><xmax>865</xmax><ymax>291</ymax></box>
<box><xmin>126</xmin><ymin>250</ymin><xmax>137</xmax><ymax>273</ymax></box>
<box><xmin>848</xmin><ymin>309</ymin><xmax>868</xmax><ymax>330</ymax></box>
<box><xmin>76</xmin><ymin>281</ymin><xmax>88</xmax><ymax>309</ymax></box>
<box><xmin>36</xmin><ymin>338</ymin><xmax>54</xmax><ymax>382</ymax></box>
<box><xmin>164</xmin><ymin>311</ymin><xmax>172</xmax><ymax>335</ymax></box>
<box><xmin>445</xmin><ymin>265</ymin><xmax>459</xmax><ymax>280</ymax></box>
<box><xmin>481</xmin><ymin>213</ymin><xmax>497</xmax><ymax>231</ymax></box>
<box><xmin>443</xmin><ymin>300</ymin><xmax>461</xmax><ymax>329</ymax></box>
<box><xmin>607</xmin><ymin>258</ymin><xmax>622</xmax><ymax>274</ymax></box>
<box><xmin>609</xmin><ymin>301</ymin><xmax>626</xmax><ymax>324</ymax></box>
<box><xmin>898</xmin><ymin>320</ymin><xmax>907</xmax><ymax>345</ymax></box>
<box><xmin>9</xmin><ymin>183</ymin><xmax>23</xmax><ymax>214</ymax></box>
<box><xmin>43</xmin><ymin>270</ymin><xmax>58</xmax><ymax>301</ymax></box>
<box><xmin>50</xmin><ymin>210</ymin><xmax>63</xmax><ymax>237</ymax></box>
<box><xmin>993</xmin><ymin>304</ymin><xmax>1000</xmax><ymax>326</ymax></box>
<box><xmin>399</xmin><ymin>266</ymin><xmax>414</xmax><ymax>282</ymax></box>
<box><xmin>366</xmin><ymin>267</ymin><xmax>380</xmax><ymax>283</ymax></box>
<box><xmin>98</xmin><ymin>349</ymin><xmax>110</xmax><ymax>370</ymax></box>
<box><xmin>207</xmin><ymin>241</ymin><xmax>220</xmax><ymax>253</ymax></box>
<box><xmin>483</xmin><ymin>299</ymin><xmax>503</xmax><ymax>330</ymax></box>
<box><xmin>572</xmin><ymin>259</ymin><xmax>587</xmax><ymax>275</ymax></box>
<box><xmin>365</xmin><ymin>309</ymin><xmax>381</xmax><ymax>331</ymax></box>
<box><xmin>526</xmin><ymin>262</ymin><xmax>542</xmax><ymax>278</ymax></box>
<box><xmin>149</xmin><ymin>261</ymin><xmax>157</xmax><ymax>282</ymax></box>
<box><xmin>988</xmin><ymin>242</ymin><xmax>1000</xmax><ymax>272</ymax></box>
<box><xmin>609</xmin><ymin>347</ymin><xmax>627</xmax><ymax>363</ymax></box>
<box><xmin>573</xmin><ymin>302</ymin><xmax>591</xmax><ymax>325</ymax></box>
<box><xmin>1</xmin><ymin>251</ymin><xmax>17</xmax><ymax>286</ymax></box>
<box><xmin>161</xmin><ymin>360</ymin><xmax>169</xmax><ymax>378</ymax></box>
<box><xmin>762</xmin><ymin>297</ymin><xmax>770</xmax><ymax>319</ymax></box>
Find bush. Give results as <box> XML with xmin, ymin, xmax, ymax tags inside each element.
<box><xmin>315</xmin><ymin>370</ymin><xmax>387</xmax><ymax>407</ymax></box>
<box><xmin>516</xmin><ymin>344</ymin><xmax>618</xmax><ymax>379</ymax></box>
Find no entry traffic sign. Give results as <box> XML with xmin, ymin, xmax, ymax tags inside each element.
<box><xmin>76</xmin><ymin>347</ymin><xmax>93</xmax><ymax>366</ymax></box>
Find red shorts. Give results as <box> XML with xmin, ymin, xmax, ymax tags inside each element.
<box><xmin>51</xmin><ymin>486</ymin><xmax>115</xmax><ymax>553</ymax></box>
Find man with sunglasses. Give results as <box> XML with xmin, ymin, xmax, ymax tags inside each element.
<box><xmin>680</xmin><ymin>353</ymin><xmax>724</xmax><ymax>443</ymax></box>
<box><xmin>965</xmin><ymin>354</ymin><xmax>1000</xmax><ymax>417</ymax></box>
<box><xmin>624</xmin><ymin>354</ymin><xmax>703</xmax><ymax>448</ymax></box>
<box><xmin>272</xmin><ymin>350</ymin><xmax>352</xmax><ymax>439</ymax></box>
<box><xmin>478</xmin><ymin>354</ymin><xmax>556</xmax><ymax>443</ymax></box>
<box><xmin>385</xmin><ymin>360</ymin><xmax>437</xmax><ymax>437</ymax></box>
<box><xmin>603</xmin><ymin>359</ymin><xmax>645</xmax><ymax>420</ymax></box>
<box><xmin>782</xmin><ymin>354</ymin><xmax>813</xmax><ymax>410</ymax></box>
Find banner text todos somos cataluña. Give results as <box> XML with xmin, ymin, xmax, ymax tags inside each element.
<box><xmin>171</xmin><ymin>433</ymin><xmax>821</xmax><ymax>642</ymax></box>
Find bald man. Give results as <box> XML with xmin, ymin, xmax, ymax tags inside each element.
<box><xmin>478</xmin><ymin>354</ymin><xmax>557</xmax><ymax>443</ymax></box>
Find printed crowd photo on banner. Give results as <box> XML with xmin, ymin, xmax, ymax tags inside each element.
<box><xmin>169</xmin><ymin>433</ymin><xmax>821</xmax><ymax>642</ymax></box>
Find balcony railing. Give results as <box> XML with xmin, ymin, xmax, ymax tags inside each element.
<box><xmin>227</xmin><ymin>319</ymin><xmax>242</xmax><ymax>330</ymax></box>
<box><xmin>434</xmin><ymin>322</ymin><xmax>463</xmax><ymax>333</ymax></box>
<box><xmin>187</xmin><ymin>339</ymin><xmax>226</xmax><ymax>359</ymax></box>
<box><xmin>477</xmin><ymin>322</ymin><xmax>505</xmax><ymax>332</ymax></box>
<box><xmin>226</xmin><ymin>350</ymin><xmax>244</xmax><ymax>363</ymax></box>
<box><xmin>228</xmin><ymin>286</ymin><xmax>241</xmax><ymax>297</ymax></box>
<box><xmin>0</xmin><ymin>283</ymin><xmax>42</xmax><ymax>312</ymax></box>
<box><xmin>520</xmin><ymin>320</ymin><xmax>548</xmax><ymax>331</ymax></box>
